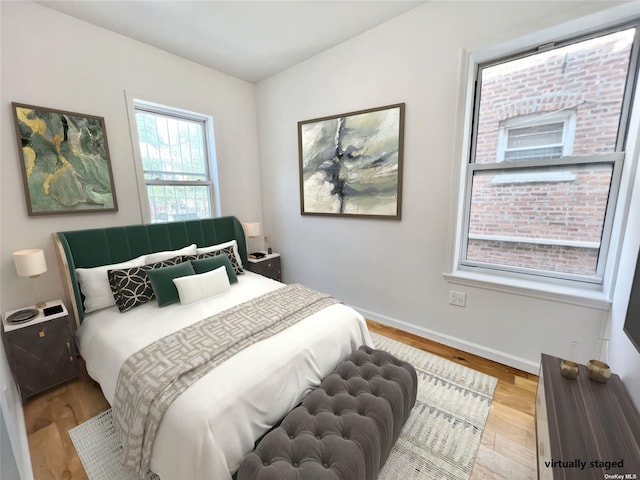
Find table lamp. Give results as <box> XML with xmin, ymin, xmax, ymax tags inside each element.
<box><xmin>242</xmin><ymin>222</ymin><xmax>264</xmax><ymax>258</ymax></box>
<box><xmin>13</xmin><ymin>248</ymin><xmax>47</xmax><ymax>309</ymax></box>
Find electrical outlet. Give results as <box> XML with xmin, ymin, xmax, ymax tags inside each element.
<box><xmin>449</xmin><ymin>290</ymin><xmax>466</xmax><ymax>307</ymax></box>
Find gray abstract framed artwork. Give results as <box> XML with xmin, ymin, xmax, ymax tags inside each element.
<box><xmin>298</xmin><ymin>103</ymin><xmax>405</xmax><ymax>219</ymax></box>
<box><xmin>12</xmin><ymin>102</ymin><xmax>118</xmax><ymax>216</ymax></box>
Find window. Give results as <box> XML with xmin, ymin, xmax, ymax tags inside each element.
<box><xmin>497</xmin><ymin>110</ymin><xmax>575</xmax><ymax>162</ymax></box>
<box><xmin>133</xmin><ymin>101</ymin><xmax>217</xmax><ymax>223</ymax></box>
<box><xmin>460</xmin><ymin>24</ymin><xmax>639</xmax><ymax>284</ymax></box>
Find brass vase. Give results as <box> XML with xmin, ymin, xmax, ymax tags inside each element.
<box><xmin>586</xmin><ymin>359</ymin><xmax>611</xmax><ymax>383</ymax></box>
<box><xmin>560</xmin><ymin>359</ymin><xmax>579</xmax><ymax>379</ymax></box>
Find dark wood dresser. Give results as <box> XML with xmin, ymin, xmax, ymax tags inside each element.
<box><xmin>536</xmin><ymin>353</ymin><xmax>640</xmax><ymax>479</ymax></box>
<box><xmin>2</xmin><ymin>300</ymin><xmax>79</xmax><ymax>402</ymax></box>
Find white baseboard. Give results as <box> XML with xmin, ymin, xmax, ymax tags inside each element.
<box><xmin>352</xmin><ymin>305</ymin><xmax>540</xmax><ymax>375</ymax></box>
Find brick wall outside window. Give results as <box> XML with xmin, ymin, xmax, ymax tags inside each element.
<box><xmin>466</xmin><ymin>30</ymin><xmax>633</xmax><ymax>276</ymax></box>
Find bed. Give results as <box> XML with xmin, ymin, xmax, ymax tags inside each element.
<box><xmin>53</xmin><ymin>216</ymin><xmax>372</xmax><ymax>480</ymax></box>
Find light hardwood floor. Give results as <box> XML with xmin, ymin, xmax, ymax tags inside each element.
<box><xmin>366</xmin><ymin>321</ymin><xmax>539</xmax><ymax>480</ymax></box>
<box><xmin>22</xmin><ymin>320</ymin><xmax>538</xmax><ymax>480</ymax></box>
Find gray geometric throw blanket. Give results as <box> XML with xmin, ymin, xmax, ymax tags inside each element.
<box><xmin>112</xmin><ymin>284</ymin><xmax>339</xmax><ymax>478</ymax></box>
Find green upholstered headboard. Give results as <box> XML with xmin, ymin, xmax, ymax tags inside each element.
<box><xmin>53</xmin><ymin>216</ymin><xmax>248</xmax><ymax>326</ymax></box>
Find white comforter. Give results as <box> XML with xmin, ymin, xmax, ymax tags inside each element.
<box><xmin>77</xmin><ymin>272</ymin><xmax>372</xmax><ymax>480</ymax></box>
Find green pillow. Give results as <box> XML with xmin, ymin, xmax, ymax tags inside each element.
<box><xmin>147</xmin><ymin>262</ymin><xmax>195</xmax><ymax>306</ymax></box>
<box><xmin>190</xmin><ymin>256</ymin><xmax>238</xmax><ymax>284</ymax></box>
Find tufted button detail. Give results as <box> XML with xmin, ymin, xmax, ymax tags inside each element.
<box><xmin>237</xmin><ymin>345</ymin><xmax>418</xmax><ymax>480</ymax></box>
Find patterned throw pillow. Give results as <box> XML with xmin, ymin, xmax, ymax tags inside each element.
<box><xmin>183</xmin><ymin>245</ymin><xmax>244</xmax><ymax>275</ymax></box>
<box><xmin>108</xmin><ymin>257</ymin><xmax>181</xmax><ymax>312</ymax></box>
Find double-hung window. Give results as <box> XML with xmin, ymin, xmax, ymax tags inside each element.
<box><xmin>460</xmin><ymin>22</ymin><xmax>640</xmax><ymax>284</ymax></box>
<box><xmin>133</xmin><ymin>101</ymin><xmax>218</xmax><ymax>223</ymax></box>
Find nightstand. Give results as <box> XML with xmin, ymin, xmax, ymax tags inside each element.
<box><xmin>247</xmin><ymin>253</ymin><xmax>282</xmax><ymax>281</ymax></box>
<box><xmin>1</xmin><ymin>300</ymin><xmax>79</xmax><ymax>402</ymax></box>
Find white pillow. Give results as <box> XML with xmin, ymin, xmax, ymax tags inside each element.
<box><xmin>145</xmin><ymin>244</ymin><xmax>197</xmax><ymax>264</ymax></box>
<box><xmin>76</xmin><ymin>255</ymin><xmax>146</xmax><ymax>313</ymax></box>
<box><xmin>173</xmin><ymin>266</ymin><xmax>231</xmax><ymax>305</ymax></box>
<box><xmin>196</xmin><ymin>240</ymin><xmax>243</xmax><ymax>267</ymax></box>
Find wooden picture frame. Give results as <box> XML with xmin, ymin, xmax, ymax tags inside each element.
<box><xmin>12</xmin><ymin>102</ymin><xmax>118</xmax><ymax>216</ymax></box>
<box><xmin>298</xmin><ymin>103</ymin><xmax>405</xmax><ymax>219</ymax></box>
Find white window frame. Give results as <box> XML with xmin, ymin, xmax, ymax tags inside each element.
<box><xmin>126</xmin><ymin>95</ymin><xmax>221</xmax><ymax>224</ymax></box>
<box><xmin>444</xmin><ymin>7</ymin><xmax>640</xmax><ymax>309</ymax></box>
<box><xmin>496</xmin><ymin>110</ymin><xmax>576</xmax><ymax>162</ymax></box>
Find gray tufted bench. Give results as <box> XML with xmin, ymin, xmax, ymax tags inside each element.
<box><xmin>238</xmin><ymin>345</ymin><xmax>418</xmax><ymax>480</ymax></box>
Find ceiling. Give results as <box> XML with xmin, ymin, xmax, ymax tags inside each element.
<box><xmin>37</xmin><ymin>1</ymin><xmax>425</xmax><ymax>83</ymax></box>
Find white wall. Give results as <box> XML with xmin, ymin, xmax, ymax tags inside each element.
<box><xmin>1</xmin><ymin>5</ymin><xmax>33</xmax><ymax>476</ymax></box>
<box><xmin>609</xmin><ymin>178</ymin><xmax>640</xmax><ymax>411</ymax></box>
<box><xmin>607</xmin><ymin>65</ymin><xmax>640</xmax><ymax>410</ymax></box>
<box><xmin>256</xmin><ymin>1</ymin><xmax>629</xmax><ymax>375</ymax></box>
<box><xmin>1</xmin><ymin>1</ymin><xmax>263</xmax><ymax>314</ymax></box>
<box><xmin>0</xmin><ymin>341</ymin><xmax>32</xmax><ymax>480</ymax></box>
<box><xmin>1</xmin><ymin>408</ymin><xmax>21</xmax><ymax>480</ymax></box>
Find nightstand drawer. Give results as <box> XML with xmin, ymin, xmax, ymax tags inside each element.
<box><xmin>8</xmin><ymin>315</ymin><xmax>70</xmax><ymax>350</ymax></box>
<box><xmin>11</xmin><ymin>337</ymin><xmax>78</xmax><ymax>399</ymax></box>
<box><xmin>252</xmin><ymin>260</ymin><xmax>278</xmax><ymax>273</ymax></box>
<box><xmin>248</xmin><ymin>256</ymin><xmax>282</xmax><ymax>281</ymax></box>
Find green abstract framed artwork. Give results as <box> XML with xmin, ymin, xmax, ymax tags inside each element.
<box><xmin>298</xmin><ymin>103</ymin><xmax>405</xmax><ymax>219</ymax></box>
<box><xmin>12</xmin><ymin>103</ymin><xmax>118</xmax><ymax>216</ymax></box>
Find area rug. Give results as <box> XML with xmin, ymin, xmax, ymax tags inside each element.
<box><xmin>372</xmin><ymin>332</ymin><xmax>498</xmax><ymax>479</ymax></box>
<box><xmin>69</xmin><ymin>332</ymin><xmax>497</xmax><ymax>480</ymax></box>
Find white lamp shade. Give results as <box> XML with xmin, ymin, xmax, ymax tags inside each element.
<box><xmin>242</xmin><ymin>222</ymin><xmax>261</xmax><ymax>238</ymax></box>
<box><xmin>13</xmin><ymin>249</ymin><xmax>47</xmax><ymax>277</ymax></box>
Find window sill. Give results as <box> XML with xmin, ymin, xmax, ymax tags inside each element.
<box><xmin>442</xmin><ymin>269</ymin><xmax>612</xmax><ymax>311</ymax></box>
